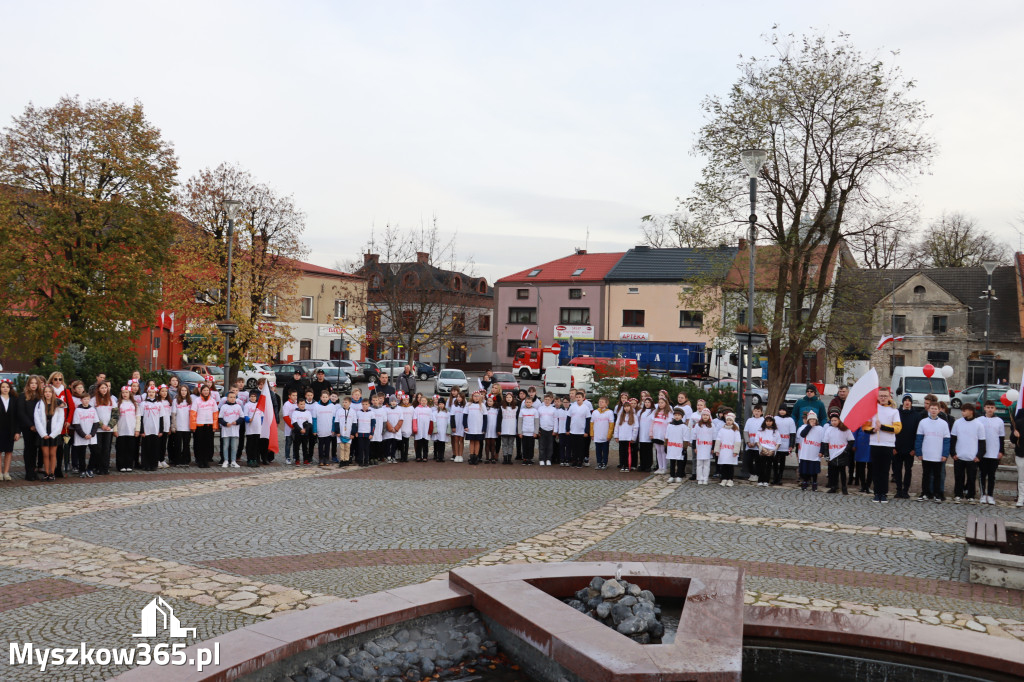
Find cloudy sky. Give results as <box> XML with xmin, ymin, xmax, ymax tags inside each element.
<box><xmin>3</xmin><ymin>1</ymin><xmax>1022</xmax><ymax>281</ymax></box>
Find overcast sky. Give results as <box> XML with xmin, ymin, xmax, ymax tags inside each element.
<box><xmin>3</xmin><ymin>1</ymin><xmax>1022</xmax><ymax>281</ymax></box>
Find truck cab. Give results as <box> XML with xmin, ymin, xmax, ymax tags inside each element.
<box><xmin>891</xmin><ymin>366</ymin><xmax>950</xmax><ymax>409</ymax></box>
<box><xmin>512</xmin><ymin>346</ymin><xmax>559</xmax><ymax>379</ymax></box>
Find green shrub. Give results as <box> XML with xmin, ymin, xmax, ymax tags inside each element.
<box><xmin>596</xmin><ymin>375</ymin><xmax>739</xmax><ymax>412</ymax></box>
<box><xmin>35</xmin><ymin>343</ymin><xmax>141</xmax><ymax>391</ymax></box>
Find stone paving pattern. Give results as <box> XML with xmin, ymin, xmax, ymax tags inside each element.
<box><xmin>0</xmin><ymin>459</ymin><xmax>1021</xmax><ymax>681</ymax></box>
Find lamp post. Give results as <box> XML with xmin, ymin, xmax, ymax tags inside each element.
<box><xmin>740</xmin><ymin>149</ymin><xmax>768</xmax><ymax>421</ymax></box>
<box><xmin>219</xmin><ymin>199</ymin><xmax>241</xmax><ymax>386</ymax></box>
<box><xmin>981</xmin><ymin>261</ymin><xmax>998</xmax><ymax>408</ymax></box>
<box><xmin>882</xmin><ymin>277</ymin><xmax>896</xmax><ymax>377</ymax></box>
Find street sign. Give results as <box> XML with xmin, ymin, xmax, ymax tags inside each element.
<box><xmin>550</xmin><ymin>342</ymin><xmax>561</xmax><ymax>354</ymax></box>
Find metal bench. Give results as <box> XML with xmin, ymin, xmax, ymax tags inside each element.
<box><xmin>965</xmin><ymin>515</ymin><xmax>1008</xmax><ymax>549</ymax></box>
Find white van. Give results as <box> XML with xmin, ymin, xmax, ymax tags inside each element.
<box><xmin>890</xmin><ymin>366</ymin><xmax>949</xmax><ymax>409</ymax></box>
<box><xmin>543</xmin><ymin>366</ymin><xmax>596</xmax><ymax>397</ymax></box>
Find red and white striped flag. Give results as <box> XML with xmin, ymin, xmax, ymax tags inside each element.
<box><xmin>876</xmin><ymin>334</ymin><xmax>905</xmax><ymax>351</ymax></box>
<box><xmin>169</xmin><ymin>312</ymin><xmax>175</xmax><ymax>333</ymax></box>
<box><xmin>521</xmin><ymin>327</ymin><xmax>535</xmax><ymax>341</ymax></box>
<box><xmin>257</xmin><ymin>380</ymin><xmax>279</xmax><ymax>454</ymax></box>
<box><xmin>840</xmin><ymin>368</ymin><xmax>880</xmax><ymax>431</ymax></box>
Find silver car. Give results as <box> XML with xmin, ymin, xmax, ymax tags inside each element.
<box><xmin>434</xmin><ymin>369</ymin><xmax>468</xmax><ymax>394</ymax></box>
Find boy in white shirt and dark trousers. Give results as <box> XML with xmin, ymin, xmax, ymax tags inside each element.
<box><xmin>951</xmin><ymin>403</ymin><xmax>986</xmax><ymax>503</ymax></box>
<box><xmin>290</xmin><ymin>399</ymin><xmax>312</xmax><ymax>465</ymax></box>
<box><xmin>536</xmin><ymin>394</ymin><xmax>557</xmax><ymax>466</ymax></box>
<box><xmin>590</xmin><ymin>397</ymin><xmax>615</xmax><ymax>470</ymax></box>
<box><xmin>312</xmin><ymin>391</ymin><xmax>336</xmax><ymax>467</ymax></box>
<box><xmin>915</xmin><ymin>403</ymin><xmax>950</xmax><ymax>502</ymax></box>
<box><xmin>71</xmin><ymin>394</ymin><xmax>100</xmax><ymax>478</ymax></box>
<box><xmin>979</xmin><ymin>401</ymin><xmax>1005</xmax><ymax>505</ymax></box>
<box><xmin>773</xmin><ymin>406</ymin><xmax>796</xmax><ymax>486</ymax></box>
<box><xmin>518</xmin><ymin>397</ymin><xmax>539</xmax><ymax>465</ymax></box>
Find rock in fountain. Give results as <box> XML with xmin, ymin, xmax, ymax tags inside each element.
<box><xmin>564</xmin><ymin>576</ymin><xmax>665</xmax><ymax>644</ymax></box>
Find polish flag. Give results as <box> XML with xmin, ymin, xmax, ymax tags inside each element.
<box><xmin>840</xmin><ymin>368</ymin><xmax>879</xmax><ymax>431</ymax></box>
<box><xmin>876</xmin><ymin>334</ymin><xmax>905</xmax><ymax>351</ymax></box>
<box><xmin>169</xmin><ymin>312</ymin><xmax>175</xmax><ymax>333</ymax></box>
<box><xmin>257</xmin><ymin>380</ymin><xmax>279</xmax><ymax>454</ymax></box>
<box><xmin>521</xmin><ymin>327</ymin><xmax>535</xmax><ymax>341</ymax></box>
<box><xmin>158</xmin><ymin>310</ymin><xmax>166</xmax><ymax>328</ymax></box>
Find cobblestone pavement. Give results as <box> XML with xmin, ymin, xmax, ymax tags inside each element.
<box><xmin>0</xmin><ymin>462</ymin><xmax>1022</xmax><ymax>681</ymax></box>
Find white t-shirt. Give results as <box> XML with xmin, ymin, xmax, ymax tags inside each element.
<box><xmin>567</xmin><ymin>402</ymin><xmax>590</xmax><ymax>435</ymax></box>
<box><xmin>590</xmin><ymin>409</ymin><xmax>615</xmax><ymax>443</ymax></box>
<box><xmin>537</xmin><ymin>404</ymin><xmax>557</xmax><ymax>432</ymax></box>
<box><xmin>665</xmin><ymin>421</ymin><xmax>688</xmax><ymax>460</ymax></box>
<box><xmin>869</xmin><ymin>405</ymin><xmax>901</xmax><ymax>447</ymax></box>
<box><xmin>951</xmin><ymin>417</ymin><xmax>985</xmax><ymax>461</ymax></box>
<box><xmin>744</xmin><ymin>417</ymin><xmax>764</xmax><ymax>450</ymax></box>
<box><xmin>821</xmin><ymin>425</ymin><xmax>854</xmax><ymax>460</ymax></box>
<box><xmin>797</xmin><ymin>425</ymin><xmax>824</xmax><ymax>461</ymax></box>
<box><xmin>775</xmin><ymin>416</ymin><xmax>796</xmax><ymax>452</ymax></box>
<box><xmin>692</xmin><ymin>424</ymin><xmax>716</xmax><ymax>460</ymax></box>
<box><xmin>916</xmin><ymin>416</ymin><xmax>950</xmax><ymax>462</ymax></box>
<box><xmin>219</xmin><ymin>402</ymin><xmax>244</xmax><ymax>438</ymax></box>
<box><xmin>519</xmin><ymin>406</ymin><xmax>539</xmax><ymax>437</ymax></box>
<box><xmin>716</xmin><ymin>428</ymin><xmax>742</xmax><ymax>465</ymax></box>
<box><xmin>981</xmin><ymin>415</ymin><xmax>1005</xmax><ymax>458</ymax></box>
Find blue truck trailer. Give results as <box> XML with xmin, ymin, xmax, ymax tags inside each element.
<box><xmin>558</xmin><ymin>341</ymin><xmax>707</xmax><ymax>376</ymax></box>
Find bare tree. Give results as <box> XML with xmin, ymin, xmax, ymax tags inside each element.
<box><xmin>639</xmin><ymin>211</ymin><xmax>726</xmax><ymax>248</ymax></box>
<box><xmin>355</xmin><ymin>218</ymin><xmax>487</xmax><ymax>363</ymax></box>
<box><xmin>683</xmin><ymin>30</ymin><xmax>935</xmax><ymax>413</ymax></box>
<box><xmin>844</xmin><ymin>200</ymin><xmax>918</xmax><ymax>269</ymax></box>
<box><xmin>905</xmin><ymin>211</ymin><xmax>1010</xmax><ymax>267</ymax></box>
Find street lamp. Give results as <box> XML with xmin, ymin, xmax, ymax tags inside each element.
<box><xmin>981</xmin><ymin>261</ymin><xmax>998</xmax><ymax>407</ymax></box>
<box><xmin>740</xmin><ymin>149</ymin><xmax>768</xmax><ymax>422</ymax></box>
<box><xmin>221</xmin><ymin>199</ymin><xmax>241</xmax><ymax>386</ymax></box>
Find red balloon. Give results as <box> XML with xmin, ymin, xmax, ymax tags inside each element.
<box><xmin>922</xmin><ymin>364</ymin><xmax>935</xmax><ymax>378</ymax></box>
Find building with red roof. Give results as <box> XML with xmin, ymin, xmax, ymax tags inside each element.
<box><xmin>494</xmin><ymin>250</ymin><xmax>625</xmax><ymax>365</ymax></box>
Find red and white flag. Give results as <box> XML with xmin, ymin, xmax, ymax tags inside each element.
<box><xmin>840</xmin><ymin>368</ymin><xmax>879</xmax><ymax>431</ymax></box>
<box><xmin>257</xmin><ymin>380</ymin><xmax>279</xmax><ymax>455</ymax></box>
<box><xmin>169</xmin><ymin>312</ymin><xmax>175</xmax><ymax>333</ymax></box>
<box><xmin>158</xmin><ymin>310</ymin><xmax>166</xmax><ymax>328</ymax></box>
<box><xmin>875</xmin><ymin>334</ymin><xmax>905</xmax><ymax>351</ymax></box>
<box><xmin>520</xmin><ymin>327</ymin><xmax>535</xmax><ymax>341</ymax></box>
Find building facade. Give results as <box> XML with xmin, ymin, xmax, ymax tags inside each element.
<box><xmin>277</xmin><ymin>261</ymin><xmax>367</xmax><ymax>363</ymax></box>
<box><xmin>493</xmin><ymin>251</ymin><xmax>624</xmax><ymax>368</ymax></box>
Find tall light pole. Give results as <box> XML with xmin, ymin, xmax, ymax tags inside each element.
<box><xmin>740</xmin><ymin>149</ymin><xmax>768</xmax><ymax>421</ymax></box>
<box><xmin>883</xmin><ymin>277</ymin><xmax>896</xmax><ymax>377</ymax></box>
<box><xmin>216</xmin><ymin>199</ymin><xmax>241</xmax><ymax>388</ymax></box>
<box><xmin>981</xmin><ymin>262</ymin><xmax>998</xmax><ymax>408</ymax></box>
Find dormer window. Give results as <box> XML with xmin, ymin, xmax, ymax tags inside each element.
<box><xmin>571</xmin><ymin>268</ymin><xmax>585</xmax><ymax>276</ymax></box>
<box><xmin>527</xmin><ymin>269</ymin><xmax>541</xmax><ymax>277</ymax></box>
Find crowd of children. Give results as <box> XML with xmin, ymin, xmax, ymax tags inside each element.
<box><xmin>0</xmin><ymin>372</ymin><xmax>1020</xmax><ymax>508</ymax></box>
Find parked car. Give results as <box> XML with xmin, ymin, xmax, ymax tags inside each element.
<box><xmin>951</xmin><ymin>384</ymin><xmax>1011</xmax><ymax>420</ymax></box>
<box><xmin>414</xmin><ymin>361</ymin><xmax>436</xmax><ymax>380</ymax></box>
<box><xmin>322</xmin><ymin>359</ymin><xmax>362</xmax><ymax>382</ymax></box>
<box><xmin>359</xmin><ymin>361</ymin><xmax>381</xmax><ymax>383</ymax></box>
<box><xmin>167</xmin><ymin>369</ymin><xmax>207</xmax><ymax>392</ymax></box>
<box><xmin>295</xmin><ymin>359</ymin><xmax>332</xmax><ymax>375</ymax></box>
<box><xmin>490</xmin><ymin>371</ymin><xmax>520</xmax><ymax>393</ymax></box>
<box><xmin>182</xmin><ymin>364</ymin><xmax>225</xmax><ymax>391</ymax></box>
<box><xmin>375</xmin><ymin>360</ymin><xmax>409</xmax><ymax>378</ymax></box>
<box><xmin>543</xmin><ymin>366</ymin><xmax>596</xmax><ymax>397</ymax></box>
<box><xmin>237</xmin><ymin>362</ymin><xmax>277</xmax><ymax>389</ymax></box>
<box><xmin>270</xmin><ymin>363</ymin><xmax>308</xmax><ymax>386</ymax></box>
<box><xmin>314</xmin><ymin>367</ymin><xmax>353</xmax><ymax>394</ymax></box>
<box><xmin>713</xmin><ymin>378</ymin><xmax>767</xmax><ymax>407</ymax></box>
<box><xmin>434</xmin><ymin>368</ymin><xmax>469</xmax><ymax>394</ymax></box>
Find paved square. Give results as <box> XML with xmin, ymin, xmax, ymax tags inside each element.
<box><xmin>1</xmin><ymin>462</ymin><xmax>1022</xmax><ymax>681</ymax></box>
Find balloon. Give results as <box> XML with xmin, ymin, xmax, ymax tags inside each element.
<box><xmin>1005</xmin><ymin>389</ymin><xmax>1020</xmax><ymax>403</ymax></box>
<box><xmin>922</xmin><ymin>364</ymin><xmax>935</xmax><ymax>378</ymax></box>
<box><xmin>941</xmin><ymin>365</ymin><xmax>954</xmax><ymax>379</ymax></box>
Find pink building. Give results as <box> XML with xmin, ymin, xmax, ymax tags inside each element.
<box><xmin>493</xmin><ymin>250</ymin><xmax>625</xmax><ymax>368</ymax></box>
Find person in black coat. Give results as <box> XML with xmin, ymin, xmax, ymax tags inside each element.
<box><xmin>893</xmin><ymin>396</ymin><xmax>921</xmax><ymax>499</ymax></box>
<box><xmin>309</xmin><ymin>370</ymin><xmax>332</xmax><ymax>402</ymax></box>
<box><xmin>0</xmin><ymin>380</ymin><xmax>21</xmax><ymax>480</ymax></box>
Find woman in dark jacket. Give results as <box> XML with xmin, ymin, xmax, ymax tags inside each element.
<box><xmin>893</xmin><ymin>396</ymin><xmax>921</xmax><ymax>499</ymax></box>
<box><xmin>0</xmin><ymin>380</ymin><xmax>21</xmax><ymax>480</ymax></box>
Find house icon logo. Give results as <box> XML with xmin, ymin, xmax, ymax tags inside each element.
<box><xmin>133</xmin><ymin>597</ymin><xmax>197</xmax><ymax>638</ymax></box>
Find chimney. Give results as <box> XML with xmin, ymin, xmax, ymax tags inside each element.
<box><xmin>363</xmin><ymin>253</ymin><xmax>379</xmax><ymax>266</ymax></box>
<box><xmin>416</xmin><ymin>251</ymin><xmax>429</xmax><ymax>264</ymax></box>
<box><xmin>634</xmin><ymin>245</ymin><xmax>650</xmax><ymax>251</ymax></box>
<box><xmin>738</xmin><ymin>238</ymin><xmax>747</xmax><ymax>250</ymax></box>
<box><xmin>575</xmin><ymin>248</ymin><xmax>587</xmax><ymax>255</ymax></box>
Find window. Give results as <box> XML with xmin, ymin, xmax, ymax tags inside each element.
<box><xmin>527</xmin><ymin>269</ymin><xmax>541</xmax><ymax>277</ymax></box>
<box><xmin>452</xmin><ymin>275</ymin><xmax>462</xmax><ymax>290</ymax></box>
<box><xmin>932</xmin><ymin>315</ymin><xmax>947</xmax><ymax>334</ymax></box>
<box><xmin>517</xmin><ymin>289</ymin><xmax>530</xmax><ymax>300</ymax></box>
<box><xmin>560</xmin><ymin>307</ymin><xmax>590</xmax><ymax>324</ymax></box>
<box><xmin>736</xmin><ymin>309</ymin><xmax>764</xmax><ymax>326</ymax></box>
<box><xmin>370</xmin><ymin>274</ymin><xmax>382</xmax><ymax>289</ymax></box>
<box><xmin>367</xmin><ymin>310</ymin><xmax>381</xmax><ymax>334</ymax></box>
<box><xmin>968</xmin><ymin>359</ymin><xmax>1010</xmax><ymax>385</ymax></box>
<box><xmin>478</xmin><ymin>314</ymin><xmax>491</xmax><ymax>332</ymax></box>
<box><xmin>679</xmin><ymin>310</ymin><xmax>703</xmax><ymax>328</ymax></box>
<box><xmin>914</xmin><ymin>285</ymin><xmax>926</xmax><ymax>295</ymax></box>
<box><xmin>891</xmin><ymin>315</ymin><xmax>907</xmax><ymax>335</ymax></box>
<box><xmin>260</xmin><ymin>295</ymin><xmax>278</xmax><ymax>317</ymax></box>
<box><xmin>508</xmin><ymin>307</ymin><xmax>537</xmax><ymax>324</ymax></box>
<box><xmin>889</xmin><ymin>354</ymin><xmax>905</xmax><ymax>375</ymax></box>
<box><xmin>507</xmin><ymin>340</ymin><xmax>533</xmax><ymax>357</ymax></box>
<box><xmin>569</xmin><ymin>288</ymin><xmax>582</xmax><ymax>299</ymax></box>
<box><xmin>300</xmin><ymin>296</ymin><xmax>313</xmax><ymax>319</ymax></box>
<box><xmin>299</xmin><ymin>340</ymin><xmax>312</xmax><ymax>361</ymax></box>
<box><xmin>627</xmin><ymin>287</ymin><xmax>639</xmax><ymax>295</ymax></box>
<box><xmin>452</xmin><ymin>313</ymin><xmax>466</xmax><ymax>334</ymax></box>
<box><xmin>622</xmin><ymin>309</ymin><xmax>645</xmax><ymax>327</ymax></box>
<box><xmin>334</xmin><ymin>299</ymin><xmax>347</xmax><ymax>319</ymax></box>
<box><xmin>571</xmin><ymin>268</ymin><xmax>585</xmax><ymax>276</ymax></box>
<box><xmin>400</xmin><ymin>310</ymin><xmax>417</xmax><ymax>333</ymax></box>
<box><xmin>927</xmin><ymin>351</ymin><xmax>950</xmax><ymax>365</ymax></box>
<box><xmin>447</xmin><ymin>343</ymin><xmax>467</xmax><ymax>364</ymax></box>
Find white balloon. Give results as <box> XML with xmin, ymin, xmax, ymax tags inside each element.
<box><xmin>940</xmin><ymin>365</ymin><xmax>954</xmax><ymax>379</ymax></box>
<box><xmin>1005</xmin><ymin>389</ymin><xmax>1020</xmax><ymax>403</ymax></box>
